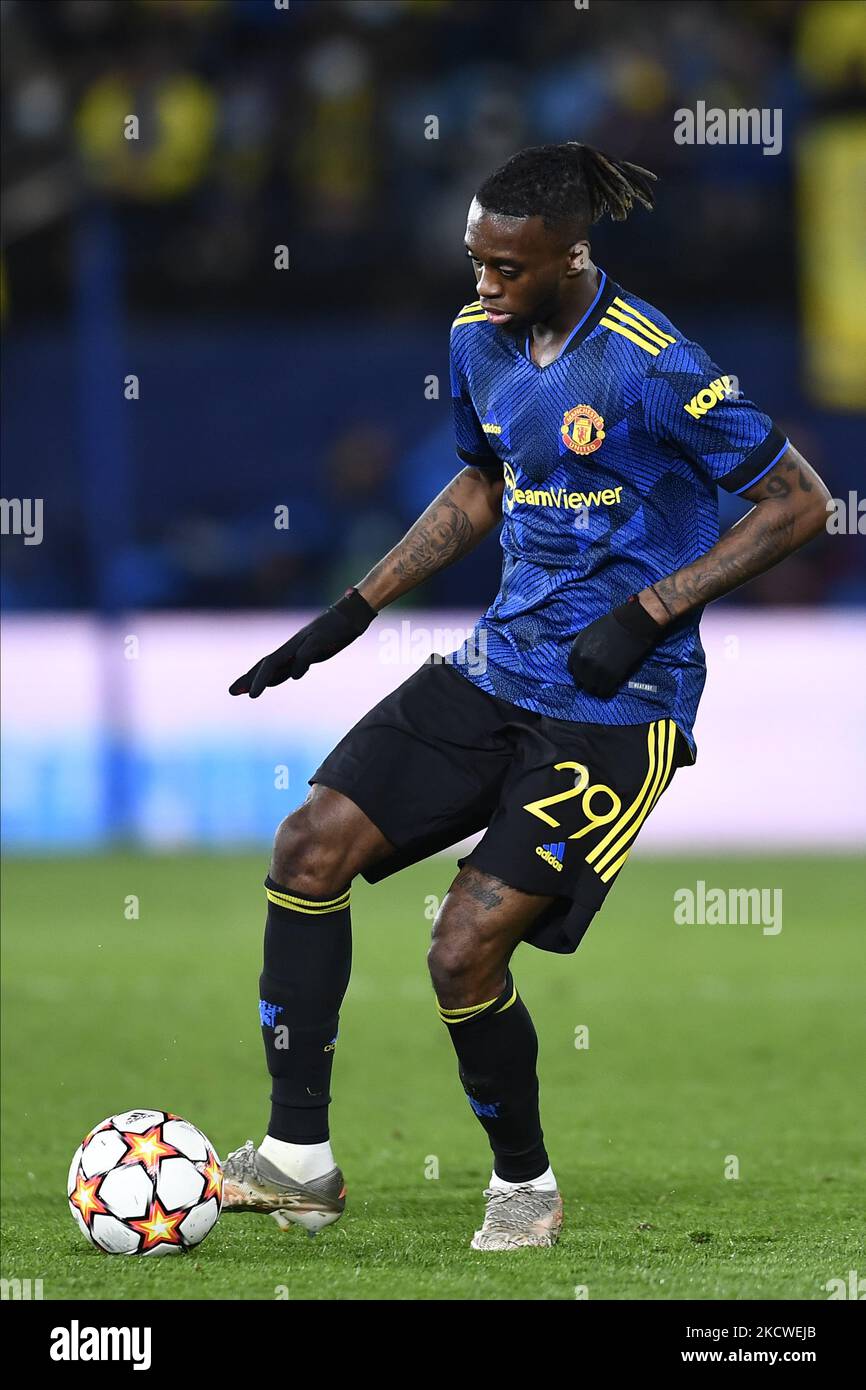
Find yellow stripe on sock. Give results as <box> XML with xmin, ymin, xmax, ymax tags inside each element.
<box><xmin>438</xmin><ymin>996</ymin><xmax>498</xmax><ymax>1019</ymax></box>
<box><xmin>266</xmin><ymin>887</ymin><xmax>350</xmax><ymax>909</ymax></box>
<box><xmin>495</xmin><ymin>985</ymin><xmax>517</xmax><ymax>1013</ymax></box>
<box><xmin>438</xmin><ymin>982</ymin><xmax>518</xmax><ymax>1023</ymax></box>
<box><xmin>266</xmin><ymin>888</ymin><xmax>350</xmax><ymax>915</ymax></box>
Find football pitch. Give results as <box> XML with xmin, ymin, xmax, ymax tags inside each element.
<box><xmin>2</xmin><ymin>852</ymin><xmax>863</xmax><ymax>1302</ymax></box>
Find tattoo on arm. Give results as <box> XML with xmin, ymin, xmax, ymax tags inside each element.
<box><xmin>642</xmin><ymin>447</ymin><xmax>828</xmax><ymax>624</ymax></box>
<box><xmin>649</xmin><ymin>582</ymin><xmax>676</xmax><ymax>620</ymax></box>
<box><xmin>762</xmin><ymin>472</ymin><xmax>792</xmax><ymax>498</ymax></box>
<box><xmin>392</xmin><ymin>496</ymin><xmax>474</xmax><ymax>584</ymax></box>
<box><xmin>755</xmin><ymin>455</ymin><xmax>815</xmax><ymax>501</ymax></box>
<box><xmin>651</xmin><ymin>507</ymin><xmax>796</xmax><ymax>618</ymax></box>
<box><xmin>783</xmin><ymin>456</ymin><xmax>813</xmax><ymax>493</ymax></box>
<box><xmin>357</xmin><ymin>469</ymin><xmax>502</xmax><ymax>609</ymax></box>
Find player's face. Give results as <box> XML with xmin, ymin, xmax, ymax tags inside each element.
<box><xmin>464</xmin><ymin>199</ymin><xmax>587</xmax><ymax>328</ymax></box>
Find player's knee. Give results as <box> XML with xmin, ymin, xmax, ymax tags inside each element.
<box><xmin>270</xmin><ymin>808</ymin><xmax>350</xmax><ymax>899</ymax></box>
<box><xmin>427</xmin><ymin>932</ymin><xmax>499</xmax><ymax>1008</ymax></box>
<box><xmin>427</xmin><ymin>939</ymin><xmax>467</xmax><ymax>1001</ymax></box>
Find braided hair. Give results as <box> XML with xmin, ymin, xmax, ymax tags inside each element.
<box><xmin>476</xmin><ymin>142</ymin><xmax>657</xmax><ymax>230</ymax></box>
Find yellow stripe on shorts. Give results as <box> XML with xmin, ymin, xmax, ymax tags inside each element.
<box><xmin>593</xmin><ymin>720</ymin><xmax>678</xmax><ymax>882</ymax></box>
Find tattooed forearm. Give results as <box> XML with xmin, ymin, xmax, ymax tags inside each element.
<box><xmin>392</xmin><ymin>498</ymin><xmax>475</xmax><ymax>583</ymax></box>
<box><xmin>356</xmin><ymin>467</ymin><xmax>504</xmax><ymax>610</ymax></box>
<box><xmin>640</xmin><ymin>446</ymin><xmax>830</xmax><ymax>625</ymax></box>
<box><xmin>648</xmin><ymin>507</ymin><xmax>796</xmax><ymax>618</ymax></box>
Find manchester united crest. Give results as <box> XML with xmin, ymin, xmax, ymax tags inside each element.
<box><xmin>561</xmin><ymin>404</ymin><xmax>605</xmax><ymax>456</ymax></box>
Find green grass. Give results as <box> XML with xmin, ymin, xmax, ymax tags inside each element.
<box><xmin>2</xmin><ymin>852</ymin><xmax>864</xmax><ymax>1301</ymax></box>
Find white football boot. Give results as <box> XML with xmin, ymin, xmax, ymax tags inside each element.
<box><xmin>221</xmin><ymin>1140</ymin><xmax>346</xmax><ymax>1235</ymax></box>
<box><xmin>471</xmin><ymin>1184</ymin><xmax>563</xmax><ymax>1250</ymax></box>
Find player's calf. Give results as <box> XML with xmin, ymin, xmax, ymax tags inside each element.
<box><xmin>226</xmin><ymin>786</ymin><xmax>394</xmax><ymax>1232</ymax></box>
<box><xmin>430</xmin><ymin>868</ymin><xmax>563</xmax><ymax>1246</ymax></box>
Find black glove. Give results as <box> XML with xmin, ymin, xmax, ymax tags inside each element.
<box><xmin>229</xmin><ymin>588</ymin><xmax>377</xmax><ymax>698</ymax></box>
<box><xmin>568</xmin><ymin>596</ymin><xmax>664</xmax><ymax>699</ymax></box>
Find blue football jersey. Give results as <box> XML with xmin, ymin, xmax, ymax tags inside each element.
<box><xmin>446</xmin><ymin>269</ymin><xmax>788</xmax><ymax>757</ymax></box>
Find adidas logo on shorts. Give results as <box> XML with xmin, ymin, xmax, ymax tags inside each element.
<box><xmin>536</xmin><ymin>841</ymin><xmax>565</xmax><ymax>872</ymax></box>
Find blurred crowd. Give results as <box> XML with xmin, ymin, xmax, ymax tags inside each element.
<box><xmin>8</xmin><ymin>0</ymin><xmax>863</xmax><ymax>313</ymax></box>
<box><xmin>2</xmin><ymin>0</ymin><xmax>864</xmax><ymax>612</ymax></box>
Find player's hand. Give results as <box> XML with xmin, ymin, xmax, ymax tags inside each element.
<box><xmin>568</xmin><ymin>597</ymin><xmax>664</xmax><ymax>699</ymax></box>
<box><xmin>229</xmin><ymin>588</ymin><xmax>377</xmax><ymax>698</ymax></box>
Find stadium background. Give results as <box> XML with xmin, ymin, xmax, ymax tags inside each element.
<box><xmin>1</xmin><ymin>0</ymin><xmax>864</xmax><ymax>1304</ymax></box>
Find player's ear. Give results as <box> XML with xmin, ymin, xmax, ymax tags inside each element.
<box><xmin>566</xmin><ymin>240</ymin><xmax>591</xmax><ymax>276</ymax></box>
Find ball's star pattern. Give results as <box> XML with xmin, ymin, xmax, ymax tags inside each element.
<box><xmin>70</xmin><ymin>1172</ymin><xmax>109</xmax><ymax>1227</ymax></box>
<box><xmin>129</xmin><ymin>1197</ymin><xmax>186</xmax><ymax>1252</ymax></box>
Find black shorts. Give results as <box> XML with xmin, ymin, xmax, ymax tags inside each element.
<box><xmin>310</xmin><ymin>658</ymin><xmax>690</xmax><ymax>954</ymax></box>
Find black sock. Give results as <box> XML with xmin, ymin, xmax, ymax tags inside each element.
<box><xmin>438</xmin><ymin>971</ymin><xmax>549</xmax><ymax>1183</ymax></box>
<box><xmin>259</xmin><ymin>875</ymin><xmax>352</xmax><ymax>1144</ymax></box>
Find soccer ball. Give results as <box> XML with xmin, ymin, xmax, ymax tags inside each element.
<box><xmin>67</xmin><ymin>1109</ymin><xmax>223</xmax><ymax>1256</ymax></box>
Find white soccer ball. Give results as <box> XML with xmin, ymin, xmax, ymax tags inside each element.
<box><xmin>68</xmin><ymin>1109</ymin><xmax>223</xmax><ymax>1256</ymax></box>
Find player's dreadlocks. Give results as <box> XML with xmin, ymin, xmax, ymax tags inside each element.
<box><xmin>476</xmin><ymin>142</ymin><xmax>657</xmax><ymax>230</ymax></box>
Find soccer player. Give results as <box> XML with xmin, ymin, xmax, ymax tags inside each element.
<box><xmin>222</xmin><ymin>143</ymin><xmax>830</xmax><ymax>1249</ymax></box>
